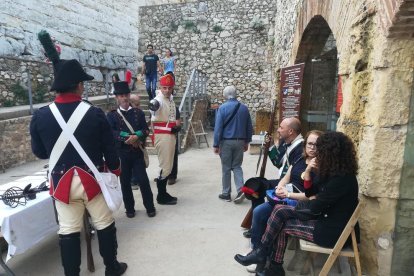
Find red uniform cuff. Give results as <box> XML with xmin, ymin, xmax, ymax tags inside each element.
<box><xmin>304</xmin><ymin>179</ymin><xmax>312</xmax><ymax>189</ymax></box>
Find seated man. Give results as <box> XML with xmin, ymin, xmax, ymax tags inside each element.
<box><xmin>245</xmin><ymin>117</ymin><xmax>304</xmax><ymax>238</ymax></box>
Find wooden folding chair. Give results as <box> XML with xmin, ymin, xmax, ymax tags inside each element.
<box><xmin>190</xmin><ymin>120</ymin><xmax>209</xmax><ymax>148</ymax></box>
<box><xmin>299</xmin><ymin>201</ymin><xmax>364</xmax><ymax>276</ymax></box>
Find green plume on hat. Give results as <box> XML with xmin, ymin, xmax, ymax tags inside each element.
<box><xmin>38</xmin><ymin>30</ymin><xmax>60</xmax><ymax>64</ymax></box>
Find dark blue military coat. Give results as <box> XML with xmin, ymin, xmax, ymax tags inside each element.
<box><xmin>30</xmin><ymin>93</ymin><xmax>120</xmax><ymax>203</ymax></box>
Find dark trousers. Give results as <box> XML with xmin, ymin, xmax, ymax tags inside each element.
<box><xmin>119</xmin><ymin>151</ymin><xmax>155</xmax><ymax>213</ymax></box>
<box><xmin>145</xmin><ymin>72</ymin><xmax>157</xmax><ymax>99</ymax></box>
<box><xmin>168</xmin><ymin>135</ymin><xmax>178</xmax><ymax>179</ymax></box>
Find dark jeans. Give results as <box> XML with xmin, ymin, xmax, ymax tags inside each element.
<box><xmin>251</xmin><ymin>202</ymin><xmax>274</xmax><ymax>249</ymax></box>
<box><xmin>168</xmin><ymin>135</ymin><xmax>178</xmax><ymax>179</ymax></box>
<box><xmin>119</xmin><ymin>151</ymin><xmax>155</xmax><ymax>213</ymax></box>
<box><xmin>250</xmin><ymin>179</ymin><xmax>280</xmax><ymax>248</ymax></box>
<box><xmin>145</xmin><ymin>72</ymin><xmax>158</xmax><ymax>99</ymax></box>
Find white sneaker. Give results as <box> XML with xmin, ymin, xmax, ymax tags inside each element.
<box><xmin>246</xmin><ymin>264</ymin><xmax>256</xmax><ymax>273</ymax></box>
<box><xmin>234</xmin><ymin>191</ymin><xmax>245</xmax><ymax>204</ymax></box>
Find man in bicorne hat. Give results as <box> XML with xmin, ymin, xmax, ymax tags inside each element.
<box><xmin>150</xmin><ymin>73</ymin><xmax>180</xmax><ymax>205</ymax></box>
<box><xmin>107</xmin><ymin>82</ymin><xmax>156</xmax><ymax>218</ymax></box>
<box><xmin>30</xmin><ymin>58</ymin><xmax>127</xmax><ymax>276</ymax></box>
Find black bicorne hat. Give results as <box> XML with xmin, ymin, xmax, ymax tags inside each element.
<box><xmin>50</xmin><ymin>59</ymin><xmax>94</xmax><ymax>92</ymax></box>
<box><xmin>113</xmin><ymin>81</ymin><xmax>131</xmax><ymax>95</ymax></box>
<box><xmin>242</xmin><ymin>177</ymin><xmax>268</xmax><ymax>201</ymax></box>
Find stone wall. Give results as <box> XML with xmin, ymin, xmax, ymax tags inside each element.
<box><xmin>0</xmin><ymin>0</ymin><xmax>140</xmax><ymax>105</ymax></box>
<box><xmin>272</xmin><ymin>0</ymin><xmax>414</xmax><ymax>275</ymax></box>
<box><xmin>0</xmin><ymin>116</ymin><xmax>36</xmax><ymax>169</ymax></box>
<box><xmin>139</xmin><ymin>0</ymin><xmax>276</xmax><ymax>119</ymax></box>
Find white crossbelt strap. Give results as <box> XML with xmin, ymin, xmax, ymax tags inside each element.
<box><xmin>279</xmin><ymin>135</ymin><xmax>304</xmax><ymax>178</ymax></box>
<box><xmin>48</xmin><ymin>102</ymin><xmax>91</xmax><ymax>180</ymax></box>
<box><xmin>50</xmin><ymin>102</ymin><xmax>104</xmax><ymax>182</ymax></box>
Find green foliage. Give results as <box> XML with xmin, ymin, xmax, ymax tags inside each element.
<box><xmin>183</xmin><ymin>20</ymin><xmax>196</xmax><ymax>30</ymax></box>
<box><xmin>212</xmin><ymin>25</ymin><xmax>224</xmax><ymax>32</ymax></box>
<box><xmin>250</xmin><ymin>17</ymin><xmax>265</xmax><ymax>32</ymax></box>
<box><xmin>32</xmin><ymin>82</ymin><xmax>49</xmax><ymax>104</ymax></box>
<box><xmin>11</xmin><ymin>83</ymin><xmax>29</xmax><ymax>105</ymax></box>
<box><xmin>193</xmin><ymin>28</ymin><xmax>201</xmax><ymax>34</ymax></box>
<box><xmin>3</xmin><ymin>99</ymin><xmax>15</xmax><ymax>107</ymax></box>
<box><xmin>170</xmin><ymin>21</ymin><xmax>179</xmax><ymax>32</ymax></box>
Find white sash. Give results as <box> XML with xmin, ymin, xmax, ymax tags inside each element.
<box><xmin>279</xmin><ymin>134</ymin><xmax>304</xmax><ymax>178</ymax></box>
<box><xmin>48</xmin><ymin>102</ymin><xmax>90</xmax><ymax>181</ymax></box>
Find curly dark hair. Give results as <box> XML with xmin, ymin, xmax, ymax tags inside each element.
<box><xmin>316</xmin><ymin>131</ymin><xmax>358</xmax><ymax>181</ymax></box>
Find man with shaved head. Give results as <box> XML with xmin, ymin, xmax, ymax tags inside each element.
<box><xmin>242</xmin><ymin>117</ymin><xmax>304</xmax><ymax>244</ymax></box>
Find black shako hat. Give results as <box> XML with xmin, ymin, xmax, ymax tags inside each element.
<box><xmin>113</xmin><ymin>81</ymin><xmax>131</xmax><ymax>95</ymax></box>
<box><xmin>50</xmin><ymin>59</ymin><xmax>94</xmax><ymax>92</ymax></box>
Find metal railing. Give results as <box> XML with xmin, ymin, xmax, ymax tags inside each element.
<box><xmin>179</xmin><ymin>69</ymin><xmax>208</xmax><ymax>134</ymax></box>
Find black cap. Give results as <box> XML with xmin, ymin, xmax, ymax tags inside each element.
<box><xmin>50</xmin><ymin>59</ymin><xmax>94</xmax><ymax>92</ymax></box>
<box><xmin>113</xmin><ymin>81</ymin><xmax>131</xmax><ymax>95</ymax></box>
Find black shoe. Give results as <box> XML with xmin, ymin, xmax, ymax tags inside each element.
<box><xmin>165</xmin><ymin>192</ymin><xmax>177</xmax><ymax>201</ymax></box>
<box><xmin>126</xmin><ymin>211</ymin><xmax>135</xmax><ymax>218</ymax></box>
<box><xmin>264</xmin><ymin>262</ymin><xmax>285</xmax><ymax>276</ymax></box>
<box><xmin>234</xmin><ymin>247</ymin><xmax>267</xmax><ymax>266</ymax></box>
<box><xmin>157</xmin><ymin>194</ymin><xmax>177</xmax><ymax>205</ymax></box>
<box><xmin>234</xmin><ymin>191</ymin><xmax>245</xmax><ymax>204</ymax></box>
<box><xmin>147</xmin><ymin>210</ymin><xmax>156</xmax><ymax>217</ymax></box>
<box><xmin>243</xmin><ymin>229</ymin><xmax>252</xmax><ymax>238</ymax></box>
<box><xmin>218</xmin><ymin>193</ymin><xmax>231</xmax><ymax>201</ymax></box>
<box><xmin>105</xmin><ymin>262</ymin><xmax>128</xmax><ymax>276</ymax></box>
<box><xmin>168</xmin><ymin>178</ymin><xmax>176</xmax><ymax>185</ymax></box>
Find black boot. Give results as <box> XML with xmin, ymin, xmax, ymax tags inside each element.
<box><xmin>264</xmin><ymin>262</ymin><xmax>285</xmax><ymax>276</ymax></box>
<box><xmin>156</xmin><ymin>177</ymin><xmax>177</xmax><ymax>205</ymax></box>
<box><xmin>97</xmin><ymin>223</ymin><xmax>128</xmax><ymax>276</ymax></box>
<box><xmin>59</xmin><ymin>233</ymin><xmax>81</xmax><ymax>276</ymax></box>
<box><xmin>234</xmin><ymin>247</ymin><xmax>267</xmax><ymax>266</ymax></box>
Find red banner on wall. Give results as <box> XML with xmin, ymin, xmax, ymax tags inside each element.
<box><xmin>336</xmin><ymin>75</ymin><xmax>343</xmax><ymax>113</ymax></box>
<box><xmin>279</xmin><ymin>63</ymin><xmax>305</xmax><ymax>120</ymax></box>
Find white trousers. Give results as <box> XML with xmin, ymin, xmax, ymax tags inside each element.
<box><xmin>155</xmin><ymin>134</ymin><xmax>176</xmax><ymax>179</ymax></box>
<box><xmin>55</xmin><ymin>175</ymin><xmax>114</xmax><ymax>235</ymax></box>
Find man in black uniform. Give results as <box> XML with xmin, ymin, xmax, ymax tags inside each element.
<box><xmin>30</xmin><ymin>31</ymin><xmax>127</xmax><ymax>276</ymax></box>
<box><xmin>107</xmin><ymin>81</ymin><xmax>156</xmax><ymax>218</ymax></box>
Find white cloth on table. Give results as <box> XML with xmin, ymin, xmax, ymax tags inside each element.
<box><xmin>0</xmin><ymin>172</ymin><xmax>58</xmax><ymax>261</ymax></box>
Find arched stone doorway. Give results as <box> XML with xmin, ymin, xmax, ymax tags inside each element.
<box><xmin>294</xmin><ymin>16</ymin><xmax>338</xmax><ymax>133</ymax></box>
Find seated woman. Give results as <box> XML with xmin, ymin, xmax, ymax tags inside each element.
<box><xmin>234</xmin><ymin>131</ymin><xmax>360</xmax><ymax>276</ymax></box>
<box><xmin>247</xmin><ymin>130</ymin><xmax>322</xmax><ymax>273</ymax></box>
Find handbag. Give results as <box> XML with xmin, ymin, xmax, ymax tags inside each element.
<box><xmin>117</xmin><ymin>109</ymin><xmax>149</xmax><ymax>168</ymax></box>
<box><xmin>266</xmin><ymin>189</ymin><xmax>298</xmax><ymax>207</ymax></box>
<box><xmin>50</xmin><ymin>103</ymin><xmax>123</xmax><ymax>212</ymax></box>
<box><xmin>294</xmin><ymin>200</ymin><xmax>320</xmax><ymax>220</ymax></box>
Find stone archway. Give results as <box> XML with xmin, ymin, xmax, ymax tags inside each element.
<box><xmin>294</xmin><ymin>15</ymin><xmax>338</xmax><ymax>133</ymax></box>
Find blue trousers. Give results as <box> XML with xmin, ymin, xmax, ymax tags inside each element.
<box><xmin>145</xmin><ymin>72</ymin><xmax>158</xmax><ymax>99</ymax></box>
<box><xmin>251</xmin><ymin>202</ymin><xmax>274</xmax><ymax>249</ymax></box>
<box><xmin>219</xmin><ymin>140</ymin><xmax>244</xmax><ymax>195</ymax></box>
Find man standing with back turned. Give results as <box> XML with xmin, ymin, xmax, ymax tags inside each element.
<box><xmin>214</xmin><ymin>85</ymin><xmax>253</xmax><ymax>204</ymax></box>
<box><xmin>30</xmin><ymin>31</ymin><xmax>127</xmax><ymax>276</ymax></box>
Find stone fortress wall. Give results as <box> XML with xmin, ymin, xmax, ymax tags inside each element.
<box><xmin>138</xmin><ymin>0</ymin><xmax>276</xmax><ymax>117</ymax></box>
<box><xmin>0</xmin><ymin>0</ymin><xmax>141</xmax><ymax>106</ymax></box>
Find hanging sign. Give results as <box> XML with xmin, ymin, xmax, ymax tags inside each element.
<box><xmin>279</xmin><ymin>63</ymin><xmax>305</xmax><ymax>120</ymax></box>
